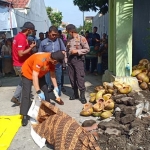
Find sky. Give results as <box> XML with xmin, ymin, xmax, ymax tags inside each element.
<box><xmin>44</xmin><ymin>0</ymin><xmax>98</xmax><ymax>27</ymax></box>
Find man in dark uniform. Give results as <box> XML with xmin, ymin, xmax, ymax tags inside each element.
<box><xmin>66</xmin><ymin>24</ymin><xmax>90</xmax><ymax>104</ymax></box>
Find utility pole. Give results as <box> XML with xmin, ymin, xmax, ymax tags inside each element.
<box><xmin>83</xmin><ymin>11</ymin><xmax>85</xmax><ymax>33</ymax></box>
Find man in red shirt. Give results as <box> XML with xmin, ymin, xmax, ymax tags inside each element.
<box><xmin>11</xmin><ymin>22</ymin><xmax>36</xmax><ymax>105</ymax></box>
<box><xmin>21</xmin><ymin>51</ymin><xmax>65</xmax><ymax>126</ymax></box>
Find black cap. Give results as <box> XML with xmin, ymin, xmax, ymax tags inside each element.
<box><xmin>66</xmin><ymin>24</ymin><xmax>76</xmax><ymax>32</ymax></box>
<box><xmin>20</xmin><ymin>22</ymin><xmax>35</xmax><ymax>30</ymax></box>
<box><xmin>51</xmin><ymin>51</ymin><xmax>65</xmax><ymax>64</ymax></box>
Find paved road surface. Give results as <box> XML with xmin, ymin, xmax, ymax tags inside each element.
<box><xmin>0</xmin><ymin>73</ymin><xmax>102</xmax><ymax>150</ymax></box>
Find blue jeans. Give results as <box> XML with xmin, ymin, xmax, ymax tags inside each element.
<box><xmin>45</xmin><ymin>67</ymin><xmax>62</xmax><ymax>96</ymax></box>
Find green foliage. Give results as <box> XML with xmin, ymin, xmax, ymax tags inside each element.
<box><xmin>73</xmin><ymin>0</ymin><xmax>108</xmax><ymax>14</ymax></box>
<box><xmin>84</xmin><ymin>21</ymin><xmax>92</xmax><ymax>32</ymax></box>
<box><xmin>77</xmin><ymin>21</ymin><xmax>92</xmax><ymax>34</ymax></box>
<box><xmin>46</xmin><ymin>7</ymin><xmax>63</xmax><ymax>27</ymax></box>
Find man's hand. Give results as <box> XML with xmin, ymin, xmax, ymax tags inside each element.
<box><xmin>30</xmin><ymin>41</ymin><xmax>36</xmax><ymax>49</ymax></box>
<box><xmin>71</xmin><ymin>49</ymin><xmax>78</xmax><ymax>55</ymax></box>
<box><xmin>54</xmin><ymin>87</ymin><xmax>59</xmax><ymax>95</ymax></box>
<box><xmin>37</xmin><ymin>91</ymin><xmax>45</xmax><ymax>100</ymax></box>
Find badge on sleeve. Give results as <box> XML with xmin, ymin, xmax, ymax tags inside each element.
<box><xmin>36</xmin><ymin>64</ymin><xmax>41</xmax><ymax>68</ymax></box>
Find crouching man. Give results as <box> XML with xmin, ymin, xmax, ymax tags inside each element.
<box><xmin>20</xmin><ymin>51</ymin><xmax>65</xmax><ymax>126</ymax></box>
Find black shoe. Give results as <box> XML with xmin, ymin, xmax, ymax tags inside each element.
<box><xmin>80</xmin><ymin>98</ymin><xmax>87</xmax><ymax>104</ymax></box>
<box><xmin>80</xmin><ymin>91</ymin><xmax>87</xmax><ymax>104</ymax></box>
<box><xmin>22</xmin><ymin>115</ymin><xmax>29</xmax><ymax>126</ymax></box>
<box><xmin>69</xmin><ymin>95</ymin><xmax>79</xmax><ymax>100</ymax></box>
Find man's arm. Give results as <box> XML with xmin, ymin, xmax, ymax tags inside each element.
<box><xmin>71</xmin><ymin>36</ymin><xmax>90</xmax><ymax>55</ymax></box>
<box><xmin>50</xmin><ymin>71</ymin><xmax>58</xmax><ymax>88</ymax></box>
<box><xmin>18</xmin><ymin>42</ymin><xmax>36</xmax><ymax>57</ymax></box>
<box><xmin>32</xmin><ymin>70</ymin><xmax>40</xmax><ymax>92</ymax></box>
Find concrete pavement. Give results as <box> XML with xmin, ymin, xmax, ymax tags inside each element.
<box><xmin>0</xmin><ymin>73</ymin><xmax>102</xmax><ymax>150</ymax></box>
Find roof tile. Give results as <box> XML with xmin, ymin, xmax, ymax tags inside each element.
<box><xmin>6</xmin><ymin>0</ymin><xmax>29</xmax><ymax>8</ymax></box>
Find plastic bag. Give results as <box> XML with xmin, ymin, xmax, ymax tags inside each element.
<box><xmin>27</xmin><ymin>94</ymin><xmax>42</xmax><ymax>121</ymax></box>
<box><xmin>31</xmin><ymin>126</ymin><xmax>46</xmax><ymax>148</ymax></box>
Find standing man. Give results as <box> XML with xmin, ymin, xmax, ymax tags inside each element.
<box><xmin>11</xmin><ymin>22</ymin><xmax>36</xmax><ymax>105</ymax></box>
<box><xmin>21</xmin><ymin>51</ymin><xmax>65</xmax><ymax>126</ymax></box>
<box><xmin>89</xmin><ymin>26</ymin><xmax>100</xmax><ymax>46</ymax></box>
<box><xmin>66</xmin><ymin>24</ymin><xmax>90</xmax><ymax>104</ymax></box>
<box><xmin>38</xmin><ymin>26</ymin><xmax>66</xmax><ymax>96</ymax></box>
<box><xmin>36</xmin><ymin>32</ymin><xmax>44</xmax><ymax>49</ymax></box>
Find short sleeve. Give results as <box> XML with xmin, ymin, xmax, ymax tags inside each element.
<box><xmin>17</xmin><ymin>38</ymin><xmax>27</xmax><ymax>51</ymax></box>
<box><xmin>49</xmin><ymin>63</ymin><xmax>55</xmax><ymax>72</ymax></box>
<box><xmin>33</xmin><ymin>59</ymin><xmax>43</xmax><ymax>73</ymax></box>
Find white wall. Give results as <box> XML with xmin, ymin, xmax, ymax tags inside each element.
<box><xmin>92</xmin><ymin>13</ymin><xmax>109</xmax><ymax>38</ymax></box>
<box><xmin>14</xmin><ymin>0</ymin><xmax>51</xmax><ymax>36</ymax></box>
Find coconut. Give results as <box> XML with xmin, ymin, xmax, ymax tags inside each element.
<box><xmin>137</xmin><ymin>72</ymin><xmax>149</xmax><ymax>83</ymax></box>
<box><xmin>118</xmin><ymin>85</ymin><xmax>132</xmax><ymax>94</ymax></box>
<box><xmin>104</xmin><ymin>99</ymin><xmax>115</xmax><ymax>110</ymax></box>
<box><xmin>139</xmin><ymin>59</ymin><xmax>149</xmax><ymax>66</ymax></box>
<box><xmin>103</xmin><ymin>94</ymin><xmax>112</xmax><ymax>101</ymax></box>
<box><xmin>113</xmin><ymin>81</ymin><xmax>123</xmax><ymax>89</ymax></box>
<box><xmin>95</xmin><ymin>86</ymin><xmax>104</xmax><ymax>92</ymax></box>
<box><xmin>145</xmin><ymin>63</ymin><xmax>150</xmax><ymax>72</ymax></box>
<box><xmin>80</xmin><ymin>103</ymin><xmax>93</xmax><ymax>116</ymax></box>
<box><xmin>131</xmin><ymin>69</ymin><xmax>142</xmax><ymax>77</ymax></box>
<box><xmin>90</xmin><ymin>93</ymin><xmax>96</xmax><ymax>97</ymax></box>
<box><xmin>107</xmin><ymin>89</ymin><xmax>114</xmax><ymax>94</ymax></box>
<box><xmin>95</xmin><ymin>90</ymin><xmax>105</xmax><ymax>100</ymax></box>
<box><xmin>100</xmin><ymin>111</ymin><xmax>112</xmax><ymax>119</ymax></box>
<box><xmin>140</xmin><ymin>82</ymin><xmax>148</xmax><ymax>90</ymax></box>
<box><xmin>92</xmin><ymin>112</ymin><xmax>102</xmax><ymax>117</ymax></box>
<box><xmin>93</xmin><ymin>100</ymin><xmax>104</xmax><ymax>112</ymax></box>
<box><xmin>89</xmin><ymin>96</ymin><xmax>96</xmax><ymax>103</ymax></box>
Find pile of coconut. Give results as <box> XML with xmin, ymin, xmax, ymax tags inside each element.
<box><xmin>80</xmin><ymin>81</ymin><xmax>132</xmax><ymax>119</ymax></box>
<box><xmin>132</xmin><ymin>59</ymin><xmax>150</xmax><ymax>90</ymax></box>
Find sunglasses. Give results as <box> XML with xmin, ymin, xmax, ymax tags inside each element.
<box><xmin>51</xmin><ymin>34</ymin><xmax>58</xmax><ymax>37</ymax></box>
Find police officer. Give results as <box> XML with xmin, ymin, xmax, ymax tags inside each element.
<box><xmin>66</xmin><ymin>24</ymin><xmax>90</xmax><ymax>104</ymax></box>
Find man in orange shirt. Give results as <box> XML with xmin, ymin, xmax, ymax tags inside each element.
<box><xmin>21</xmin><ymin>50</ymin><xmax>65</xmax><ymax>126</ymax></box>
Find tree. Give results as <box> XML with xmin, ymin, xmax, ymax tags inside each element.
<box><xmin>84</xmin><ymin>21</ymin><xmax>92</xmax><ymax>32</ymax></box>
<box><xmin>73</xmin><ymin>0</ymin><xmax>108</xmax><ymax>15</ymax></box>
<box><xmin>77</xmin><ymin>21</ymin><xmax>92</xmax><ymax>34</ymax></box>
<box><xmin>46</xmin><ymin>7</ymin><xmax>63</xmax><ymax>27</ymax></box>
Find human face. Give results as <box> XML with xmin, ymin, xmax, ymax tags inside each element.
<box><xmin>48</xmin><ymin>31</ymin><xmax>58</xmax><ymax>41</ymax></box>
<box><xmin>39</xmin><ymin>33</ymin><xmax>44</xmax><ymax>40</ymax></box>
<box><xmin>51</xmin><ymin>59</ymin><xmax>58</xmax><ymax>65</ymax></box>
<box><xmin>27</xmin><ymin>29</ymin><xmax>34</xmax><ymax>36</ymax></box>
<box><xmin>93</xmin><ymin>27</ymin><xmax>97</xmax><ymax>33</ymax></box>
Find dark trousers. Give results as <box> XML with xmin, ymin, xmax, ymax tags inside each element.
<box><xmin>68</xmin><ymin>57</ymin><xmax>85</xmax><ymax>92</ymax></box>
<box><xmin>85</xmin><ymin>57</ymin><xmax>98</xmax><ymax>73</ymax></box>
<box><xmin>20</xmin><ymin>76</ymin><xmax>49</xmax><ymax>116</ymax></box>
<box><xmin>61</xmin><ymin>68</ymin><xmax>64</xmax><ymax>87</ymax></box>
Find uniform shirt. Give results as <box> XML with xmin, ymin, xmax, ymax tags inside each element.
<box><xmin>12</xmin><ymin>32</ymin><xmax>30</xmax><ymax>66</ymax></box>
<box><xmin>66</xmin><ymin>34</ymin><xmax>90</xmax><ymax>56</ymax></box>
<box><xmin>21</xmin><ymin>52</ymin><xmax>55</xmax><ymax>80</ymax></box>
<box><xmin>38</xmin><ymin>38</ymin><xmax>66</xmax><ymax>68</ymax></box>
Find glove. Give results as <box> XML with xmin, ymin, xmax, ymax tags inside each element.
<box><xmin>37</xmin><ymin>91</ymin><xmax>45</xmax><ymax>100</ymax></box>
<box><xmin>54</xmin><ymin>87</ymin><xmax>59</xmax><ymax>96</ymax></box>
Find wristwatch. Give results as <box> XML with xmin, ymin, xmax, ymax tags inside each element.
<box><xmin>36</xmin><ymin>90</ymin><xmax>41</xmax><ymax>94</ymax></box>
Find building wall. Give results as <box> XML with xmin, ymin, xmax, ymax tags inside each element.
<box><xmin>13</xmin><ymin>0</ymin><xmax>51</xmax><ymax>36</ymax></box>
<box><xmin>92</xmin><ymin>13</ymin><xmax>109</xmax><ymax>37</ymax></box>
<box><xmin>133</xmin><ymin>0</ymin><xmax>150</xmax><ymax>65</ymax></box>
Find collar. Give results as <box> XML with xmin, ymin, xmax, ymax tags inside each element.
<box><xmin>19</xmin><ymin>32</ymin><xmax>27</xmax><ymax>38</ymax></box>
<box><xmin>47</xmin><ymin>38</ymin><xmax>57</xmax><ymax>42</ymax></box>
